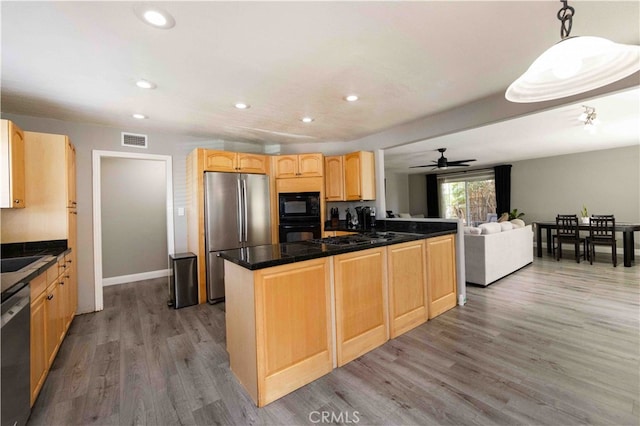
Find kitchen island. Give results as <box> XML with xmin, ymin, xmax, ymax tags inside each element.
<box><xmin>219</xmin><ymin>229</ymin><xmax>458</xmax><ymax>407</ymax></box>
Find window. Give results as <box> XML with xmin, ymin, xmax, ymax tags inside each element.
<box><xmin>438</xmin><ymin>170</ymin><xmax>496</xmax><ymax>225</ymax></box>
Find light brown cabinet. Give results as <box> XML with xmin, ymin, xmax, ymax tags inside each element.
<box><xmin>205</xmin><ymin>150</ymin><xmax>269</xmax><ymax>174</ymax></box>
<box><xmin>30</xmin><ymin>254</ymin><xmax>76</xmax><ymax>406</ymax></box>
<box><xmin>225</xmin><ymin>258</ymin><xmax>333</xmax><ymax>407</ymax></box>
<box><xmin>387</xmin><ymin>240</ymin><xmax>428</xmax><ymax>338</ymax></box>
<box><xmin>425</xmin><ymin>234</ymin><xmax>458</xmax><ymax>319</ymax></box>
<box><xmin>30</xmin><ymin>276</ymin><xmax>47</xmax><ymax>406</ymax></box>
<box><xmin>0</xmin><ymin>132</ymin><xmax>77</xmax><ymax>248</ymax></box>
<box><xmin>0</xmin><ymin>119</ymin><xmax>26</xmax><ymax>208</ymax></box>
<box><xmin>344</xmin><ymin>151</ymin><xmax>376</xmax><ymax>201</ymax></box>
<box><xmin>274</xmin><ymin>153</ymin><xmax>323</xmax><ymax>178</ymax></box>
<box><xmin>333</xmin><ymin>247</ymin><xmax>388</xmax><ymax>366</ymax></box>
<box><xmin>324</xmin><ymin>155</ymin><xmax>344</xmax><ymax>201</ymax></box>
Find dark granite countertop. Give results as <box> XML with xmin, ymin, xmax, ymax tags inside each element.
<box><xmin>219</xmin><ymin>227</ymin><xmax>456</xmax><ymax>271</ymax></box>
<box><xmin>1</xmin><ymin>240</ymin><xmax>70</xmax><ymax>302</ymax></box>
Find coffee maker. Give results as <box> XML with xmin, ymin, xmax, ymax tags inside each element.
<box><xmin>356</xmin><ymin>206</ymin><xmax>376</xmax><ymax>230</ymax></box>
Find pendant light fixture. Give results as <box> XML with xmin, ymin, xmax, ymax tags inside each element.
<box><xmin>505</xmin><ymin>0</ymin><xmax>640</xmax><ymax>103</ymax></box>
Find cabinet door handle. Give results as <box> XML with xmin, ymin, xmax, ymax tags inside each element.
<box><xmin>14</xmin><ymin>199</ymin><xmax>21</xmax><ymax>204</ymax></box>
<box><xmin>60</xmin><ymin>280</ymin><xmax>65</xmax><ymax>286</ymax></box>
<box><xmin>47</xmin><ymin>294</ymin><xmax>54</xmax><ymax>300</ymax></box>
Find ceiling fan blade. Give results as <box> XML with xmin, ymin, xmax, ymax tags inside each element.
<box><xmin>446</xmin><ymin>160</ymin><xmax>476</xmax><ymax>166</ymax></box>
<box><xmin>409</xmin><ymin>164</ymin><xmax>431</xmax><ymax>168</ymax></box>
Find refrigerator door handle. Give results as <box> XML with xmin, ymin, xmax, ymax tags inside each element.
<box><xmin>242</xmin><ymin>178</ymin><xmax>248</xmax><ymax>242</ymax></box>
<box><xmin>237</xmin><ymin>178</ymin><xmax>243</xmax><ymax>244</ymax></box>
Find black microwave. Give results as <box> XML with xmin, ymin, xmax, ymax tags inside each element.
<box><xmin>279</xmin><ymin>192</ymin><xmax>320</xmax><ymax>222</ymax></box>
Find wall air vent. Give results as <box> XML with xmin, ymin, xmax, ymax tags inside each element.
<box><xmin>121</xmin><ymin>132</ymin><xmax>148</xmax><ymax>149</ymax></box>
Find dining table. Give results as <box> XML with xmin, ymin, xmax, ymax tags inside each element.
<box><xmin>533</xmin><ymin>221</ymin><xmax>640</xmax><ymax>267</ymax></box>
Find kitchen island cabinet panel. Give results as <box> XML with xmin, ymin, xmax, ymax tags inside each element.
<box><xmin>426</xmin><ymin>234</ymin><xmax>458</xmax><ymax>319</ymax></box>
<box><xmin>226</xmin><ymin>257</ymin><xmax>333</xmax><ymax>407</ymax></box>
<box><xmin>388</xmin><ymin>240</ymin><xmax>428</xmax><ymax>338</ymax></box>
<box><xmin>334</xmin><ymin>247</ymin><xmax>388</xmax><ymax>366</ymax></box>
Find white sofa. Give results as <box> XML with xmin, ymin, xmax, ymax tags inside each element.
<box><xmin>464</xmin><ymin>224</ymin><xmax>533</xmax><ymax>286</ymax></box>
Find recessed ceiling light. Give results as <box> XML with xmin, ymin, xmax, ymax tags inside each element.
<box><xmin>134</xmin><ymin>5</ymin><xmax>176</xmax><ymax>29</ymax></box>
<box><xmin>132</xmin><ymin>113</ymin><xmax>147</xmax><ymax>119</ymax></box>
<box><xmin>136</xmin><ymin>79</ymin><xmax>156</xmax><ymax>89</ymax></box>
<box><xmin>301</xmin><ymin>117</ymin><xmax>314</xmax><ymax>123</ymax></box>
<box><xmin>234</xmin><ymin>103</ymin><xmax>250</xmax><ymax>109</ymax></box>
<box><xmin>344</xmin><ymin>94</ymin><xmax>359</xmax><ymax>102</ymax></box>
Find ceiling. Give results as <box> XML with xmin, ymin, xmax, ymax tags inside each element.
<box><xmin>1</xmin><ymin>1</ymin><xmax>639</xmax><ymax>170</ymax></box>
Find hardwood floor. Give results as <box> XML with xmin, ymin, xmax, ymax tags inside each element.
<box><xmin>28</xmin><ymin>254</ymin><xmax>639</xmax><ymax>425</ymax></box>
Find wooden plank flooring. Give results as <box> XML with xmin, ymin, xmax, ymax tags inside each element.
<box><xmin>28</xmin><ymin>254</ymin><xmax>640</xmax><ymax>425</ymax></box>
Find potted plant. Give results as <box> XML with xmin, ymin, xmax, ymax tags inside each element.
<box><xmin>580</xmin><ymin>205</ymin><xmax>589</xmax><ymax>224</ymax></box>
<box><xmin>508</xmin><ymin>209</ymin><xmax>525</xmax><ymax>220</ymax></box>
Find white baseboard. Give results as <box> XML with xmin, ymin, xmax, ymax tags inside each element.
<box><xmin>102</xmin><ymin>269</ymin><xmax>170</xmax><ymax>287</ymax></box>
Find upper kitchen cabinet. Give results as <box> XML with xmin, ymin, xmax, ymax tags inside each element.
<box><xmin>324</xmin><ymin>155</ymin><xmax>344</xmax><ymax>201</ymax></box>
<box><xmin>344</xmin><ymin>151</ymin><xmax>375</xmax><ymax>201</ymax></box>
<box><xmin>0</xmin><ymin>119</ymin><xmax>26</xmax><ymax>208</ymax></box>
<box><xmin>274</xmin><ymin>153</ymin><xmax>323</xmax><ymax>178</ymax></box>
<box><xmin>66</xmin><ymin>139</ymin><xmax>76</xmax><ymax>208</ymax></box>
<box><xmin>205</xmin><ymin>150</ymin><xmax>269</xmax><ymax>174</ymax></box>
<box><xmin>1</xmin><ymin>132</ymin><xmax>77</xmax><ymax>252</ymax></box>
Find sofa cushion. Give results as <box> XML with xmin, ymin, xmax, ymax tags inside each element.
<box><xmin>464</xmin><ymin>226</ymin><xmax>482</xmax><ymax>235</ymax></box>
<box><xmin>479</xmin><ymin>222</ymin><xmax>502</xmax><ymax>234</ymax></box>
<box><xmin>500</xmin><ymin>222</ymin><xmax>514</xmax><ymax>231</ymax></box>
<box><xmin>510</xmin><ymin>218</ymin><xmax>525</xmax><ymax>228</ymax></box>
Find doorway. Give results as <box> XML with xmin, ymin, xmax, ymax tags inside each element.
<box><xmin>92</xmin><ymin>150</ymin><xmax>174</xmax><ymax>311</ymax></box>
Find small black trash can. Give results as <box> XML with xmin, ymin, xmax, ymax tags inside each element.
<box><xmin>168</xmin><ymin>252</ymin><xmax>198</xmax><ymax>309</ymax></box>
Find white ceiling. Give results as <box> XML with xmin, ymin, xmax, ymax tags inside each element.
<box><xmin>1</xmin><ymin>1</ymin><xmax>639</xmax><ymax>170</ymax></box>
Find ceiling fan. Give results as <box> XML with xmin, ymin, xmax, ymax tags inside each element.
<box><xmin>410</xmin><ymin>148</ymin><xmax>476</xmax><ymax>170</ymax></box>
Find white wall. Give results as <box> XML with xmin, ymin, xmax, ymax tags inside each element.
<box><xmin>512</xmin><ymin>145</ymin><xmax>640</xmax><ymax>247</ymax></box>
<box><xmin>101</xmin><ymin>157</ymin><xmax>167</xmax><ymax>278</ymax></box>
<box><xmin>1</xmin><ymin>113</ymin><xmax>273</xmax><ymax>313</ymax></box>
<box><xmin>408</xmin><ymin>173</ymin><xmax>427</xmax><ymax>216</ymax></box>
<box><xmin>384</xmin><ymin>172</ymin><xmax>410</xmax><ymax>215</ymax></box>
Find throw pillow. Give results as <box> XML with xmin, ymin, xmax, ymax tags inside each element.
<box><xmin>479</xmin><ymin>222</ymin><xmax>501</xmax><ymax>234</ymax></box>
<box><xmin>510</xmin><ymin>218</ymin><xmax>525</xmax><ymax>228</ymax></box>
<box><xmin>497</xmin><ymin>213</ymin><xmax>509</xmax><ymax>223</ymax></box>
<box><xmin>500</xmin><ymin>222</ymin><xmax>513</xmax><ymax>231</ymax></box>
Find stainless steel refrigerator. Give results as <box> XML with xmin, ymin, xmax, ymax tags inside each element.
<box><xmin>204</xmin><ymin>172</ymin><xmax>271</xmax><ymax>303</ymax></box>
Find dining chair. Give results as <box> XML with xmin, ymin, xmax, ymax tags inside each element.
<box><xmin>553</xmin><ymin>214</ymin><xmax>586</xmax><ymax>263</ymax></box>
<box><xmin>587</xmin><ymin>215</ymin><xmax>617</xmax><ymax>267</ymax></box>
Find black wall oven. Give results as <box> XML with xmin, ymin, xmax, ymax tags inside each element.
<box><xmin>278</xmin><ymin>192</ymin><xmax>321</xmax><ymax>242</ymax></box>
<box><xmin>279</xmin><ymin>223</ymin><xmax>321</xmax><ymax>243</ymax></box>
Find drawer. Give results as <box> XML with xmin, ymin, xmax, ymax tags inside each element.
<box><xmin>57</xmin><ymin>256</ymin><xmax>67</xmax><ymax>276</ymax></box>
<box><xmin>46</xmin><ymin>263</ymin><xmax>59</xmax><ymax>285</ymax></box>
<box><xmin>30</xmin><ymin>272</ymin><xmax>47</xmax><ymax>300</ymax></box>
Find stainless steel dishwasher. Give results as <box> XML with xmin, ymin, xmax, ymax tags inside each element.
<box><xmin>1</xmin><ymin>282</ymin><xmax>31</xmax><ymax>426</ymax></box>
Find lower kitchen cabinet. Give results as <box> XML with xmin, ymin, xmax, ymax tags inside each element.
<box><xmin>333</xmin><ymin>247</ymin><xmax>388</xmax><ymax>366</ymax></box>
<box><xmin>426</xmin><ymin>234</ymin><xmax>458</xmax><ymax>318</ymax></box>
<box><xmin>30</xmin><ymin>252</ymin><xmax>76</xmax><ymax>406</ymax></box>
<box><xmin>226</xmin><ymin>258</ymin><xmax>333</xmax><ymax>407</ymax></box>
<box><xmin>30</xmin><ymin>290</ymin><xmax>47</xmax><ymax>406</ymax></box>
<box><xmin>45</xmin><ymin>279</ymin><xmax>62</xmax><ymax>367</ymax></box>
<box><xmin>387</xmin><ymin>240</ymin><xmax>428</xmax><ymax>338</ymax></box>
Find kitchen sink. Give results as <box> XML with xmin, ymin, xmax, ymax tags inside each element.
<box><xmin>0</xmin><ymin>256</ymin><xmax>44</xmax><ymax>273</ymax></box>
